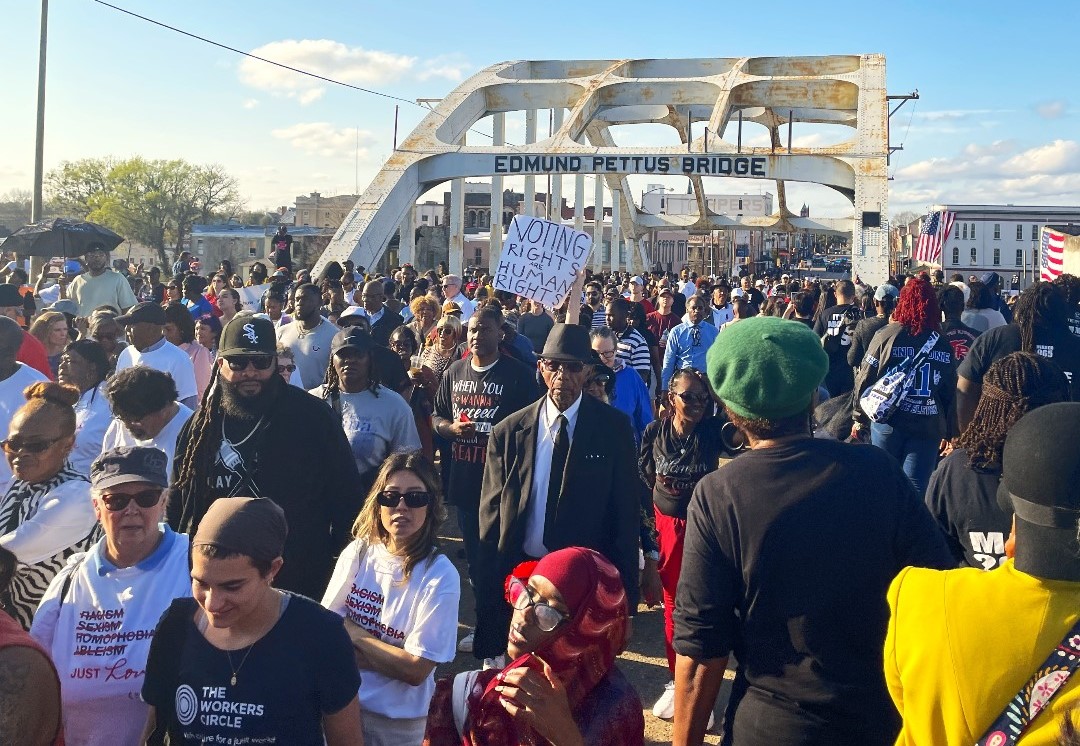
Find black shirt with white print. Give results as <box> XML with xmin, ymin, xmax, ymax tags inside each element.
<box><xmin>639</xmin><ymin>417</ymin><xmax>726</xmax><ymax>519</ymax></box>
<box><xmin>957</xmin><ymin>322</ymin><xmax>1080</xmax><ymax>399</ymax></box>
<box><xmin>924</xmin><ymin>448</ymin><xmax>1008</xmax><ymax>570</ymax></box>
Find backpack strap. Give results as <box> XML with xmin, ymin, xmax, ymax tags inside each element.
<box><xmin>976</xmin><ymin>617</ymin><xmax>1080</xmax><ymax>745</ymax></box>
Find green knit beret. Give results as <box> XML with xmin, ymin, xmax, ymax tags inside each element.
<box><xmin>706</xmin><ymin>316</ymin><xmax>828</xmax><ymax>421</ymax></box>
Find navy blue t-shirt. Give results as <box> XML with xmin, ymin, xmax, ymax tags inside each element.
<box><xmin>142</xmin><ymin>594</ymin><xmax>359</xmax><ymax>745</ymax></box>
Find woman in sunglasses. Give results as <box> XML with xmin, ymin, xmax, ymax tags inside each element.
<box><xmin>29</xmin><ymin>446</ymin><xmax>191</xmax><ymax>745</ymax></box>
<box><xmin>638</xmin><ymin>367</ymin><xmax>729</xmax><ymax>723</ymax></box>
<box><xmin>0</xmin><ymin>382</ymin><xmax>99</xmax><ymax>629</ymax></box>
<box><xmin>419</xmin><ymin>315</ymin><xmax>463</xmax><ymax>382</ymax></box>
<box><xmin>424</xmin><ymin>546</ymin><xmax>643</xmax><ymax>746</ymax></box>
<box><xmin>322</xmin><ymin>452</ymin><xmax>459</xmax><ymax>746</ymax></box>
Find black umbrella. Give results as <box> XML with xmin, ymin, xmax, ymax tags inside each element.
<box><xmin>1</xmin><ymin>218</ymin><xmax>124</xmax><ymax>257</ymax></box>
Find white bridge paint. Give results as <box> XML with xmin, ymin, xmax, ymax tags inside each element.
<box><xmin>315</xmin><ymin>55</ymin><xmax>890</xmax><ymax>284</ymax></box>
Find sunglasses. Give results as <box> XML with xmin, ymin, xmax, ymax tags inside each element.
<box><xmin>1</xmin><ymin>436</ymin><xmax>63</xmax><ymax>454</ymax></box>
<box><xmin>375</xmin><ymin>490</ymin><xmax>431</xmax><ymax>509</ymax></box>
<box><xmin>506</xmin><ymin>577</ymin><xmax>568</xmax><ymax>632</ymax></box>
<box><xmin>674</xmin><ymin>392</ymin><xmax>712</xmax><ymax>404</ymax></box>
<box><xmin>437</xmin><ymin>327</ymin><xmax>455</xmax><ymax>336</ymax></box>
<box><xmin>540</xmin><ymin>359</ymin><xmax>585</xmax><ymax>374</ymax></box>
<box><xmin>224</xmin><ymin>356</ymin><xmax>274</xmax><ymax>371</ymax></box>
<box><xmin>99</xmin><ymin>489</ymin><xmax>162</xmax><ymax>512</ymax></box>
<box><xmin>279</xmin><ymin>363</ymin><xmax>296</xmax><ymax>373</ymax></box>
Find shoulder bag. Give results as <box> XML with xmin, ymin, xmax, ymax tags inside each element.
<box><xmin>859</xmin><ymin>331</ymin><xmax>939</xmax><ymax>424</ymax></box>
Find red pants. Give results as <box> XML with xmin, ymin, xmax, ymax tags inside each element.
<box><xmin>655</xmin><ymin>506</ymin><xmax>686</xmax><ymax>675</ymax></box>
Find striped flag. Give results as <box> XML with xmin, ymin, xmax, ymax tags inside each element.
<box><xmin>914</xmin><ymin>210</ymin><xmax>954</xmax><ymax>266</ymax></box>
<box><xmin>1041</xmin><ymin>227</ymin><xmax>1066</xmax><ymax>281</ymax></box>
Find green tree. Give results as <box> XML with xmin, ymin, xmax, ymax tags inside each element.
<box><xmin>45</xmin><ymin>157</ymin><xmax>242</xmax><ymax>269</ymax></box>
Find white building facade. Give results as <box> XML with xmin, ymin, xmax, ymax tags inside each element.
<box><xmin>931</xmin><ymin>204</ymin><xmax>1080</xmax><ymax>288</ymax></box>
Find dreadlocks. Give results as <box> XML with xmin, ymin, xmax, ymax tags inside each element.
<box><xmin>1014</xmin><ymin>281</ymin><xmax>1069</xmax><ymax>353</ymax></box>
<box><xmin>957</xmin><ymin>351</ymin><xmax>1070</xmax><ymax>471</ymax></box>
<box><xmin>174</xmin><ymin>366</ymin><xmax>225</xmax><ymax>498</ymax></box>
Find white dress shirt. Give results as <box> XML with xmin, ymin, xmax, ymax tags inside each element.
<box><xmin>523</xmin><ymin>393</ymin><xmax>583</xmax><ymax>558</ymax></box>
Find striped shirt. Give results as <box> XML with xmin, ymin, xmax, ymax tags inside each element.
<box><xmin>616</xmin><ymin>327</ymin><xmax>652</xmax><ymax>376</ymax></box>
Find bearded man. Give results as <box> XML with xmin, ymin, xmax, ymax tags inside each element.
<box><xmin>166</xmin><ymin>314</ymin><xmax>362</xmax><ymax>598</ymax></box>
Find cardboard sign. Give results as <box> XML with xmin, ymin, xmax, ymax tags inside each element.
<box><xmin>237</xmin><ymin>283</ymin><xmax>269</xmax><ymax>312</ymax></box>
<box><xmin>492</xmin><ymin>215</ymin><xmax>593</xmax><ymax>307</ymax></box>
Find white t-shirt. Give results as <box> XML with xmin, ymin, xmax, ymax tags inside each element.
<box><xmin>30</xmin><ymin>527</ymin><xmax>192</xmax><ymax>746</ymax></box>
<box><xmin>307</xmin><ymin>385</ymin><xmax>421</xmax><ymax>477</ymax></box>
<box><xmin>115</xmin><ymin>340</ymin><xmax>198</xmax><ymax>403</ymax></box>
<box><xmin>70</xmin><ymin>384</ymin><xmax>112</xmax><ymax>477</ymax></box>
<box><xmin>0</xmin><ymin>363</ymin><xmax>50</xmax><ymax>488</ymax></box>
<box><xmin>101</xmin><ymin>403</ymin><xmax>193</xmax><ymax>477</ymax></box>
<box><xmin>278</xmin><ymin>318</ymin><xmax>339</xmax><ymax>389</ymax></box>
<box><xmin>322</xmin><ymin>540</ymin><xmax>459</xmax><ymax>719</ymax></box>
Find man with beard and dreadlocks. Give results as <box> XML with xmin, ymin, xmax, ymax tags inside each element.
<box><xmin>957</xmin><ymin>281</ymin><xmax>1080</xmax><ymax>431</ymax></box>
<box><xmin>166</xmin><ymin>315</ymin><xmax>363</xmax><ymax>599</ymax></box>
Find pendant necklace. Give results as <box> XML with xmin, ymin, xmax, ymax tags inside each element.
<box><xmin>226</xmin><ymin>645</ymin><xmax>255</xmax><ymax>686</ymax></box>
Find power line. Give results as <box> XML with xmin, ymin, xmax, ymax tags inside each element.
<box><xmin>87</xmin><ymin>0</ymin><xmax>504</xmax><ymax>143</ymax></box>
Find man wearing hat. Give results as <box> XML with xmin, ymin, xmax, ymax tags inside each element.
<box><xmin>980</xmin><ymin>270</ymin><xmax>1013</xmax><ymax>323</ymax></box>
<box><xmin>68</xmin><ymin>242</ymin><xmax>137</xmax><ymax>317</ymax></box>
<box><xmin>167</xmin><ymin>314</ymin><xmax>363</xmax><ymax>600</ymax></box>
<box><xmin>473</xmin><ymin>323</ymin><xmax>641</xmax><ymax>664</ymax></box>
<box><xmin>846</xmin><ymin>282</ymin><xmax>899</xmax><ymax>369</ymax></box>
<box><xmin>114</xmin><ymin>302</ymin><xmax>198</xmax><ymax>408</ymax></box>
<box><xmin>0</xmin><ymin>284</ymin><xmax>51</xmax><ymax>378</ymax></box>
<box><xmin>885</xmin><ymin>402</ymin><xmax>1080</xmax><ymax>744</ymax></box>
<box><xmin>672</xmin><ymin>316</ymin><xmax>953</xmax><ymax>746</ymax></box>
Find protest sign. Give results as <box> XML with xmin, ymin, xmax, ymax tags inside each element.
<box><xmin>492</xmin><ymin>215</ymin><xmax>593</xmax><ymax>307</ymax></box>
<box><xmin>237</xmin><ymin>283</ymin><xmax>269</xmax><ymax>311</ymax></box>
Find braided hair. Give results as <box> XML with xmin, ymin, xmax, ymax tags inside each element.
<box><xmin>1014</xmin><ymin>281</ymin><xmax>1069</xmax><ymax>353</ymax></box>
<box><xmin>174</xmin><ymin>366</ymin><xmax>226</xmax><ymax>496</ymax></box>
<box><xmin>957</xmin><ymin>351</ymin><xmax>1070</xmax><ymax>471</ymax></box>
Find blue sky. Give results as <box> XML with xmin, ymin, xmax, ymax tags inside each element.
<box><xmin>3</xmin><ymin>0</ymin><xmax>1078</xmax><ymax>222</ymax></box>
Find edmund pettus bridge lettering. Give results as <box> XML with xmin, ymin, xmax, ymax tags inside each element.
<box><xmin>493</xmin><ymin>154</ymin><xmax>769</xmax><ymax>177</ymax></box>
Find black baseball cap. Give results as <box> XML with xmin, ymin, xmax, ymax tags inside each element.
<box><xmin>116</xmin><ymin>302</ymin><xmax>166</xmax><ymax>326</ymax></box>
<box><xmin>331</xmin><ymin>328</ymin><xmax>374</xmax><ymax>355</ymax></box>
<box><xmin>91</xmin><ymin>446</ymin><xmax>169</xmax><ymax>490</ymax></box>
<box><xmin>219</xmin><ymin>314</ymin><xmax>276</xmax><ymax>356</ymax></box>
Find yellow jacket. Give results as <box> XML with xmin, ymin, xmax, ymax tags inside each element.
<box><xmin>886</xmin><ymin>560</ymin><xmax>1080</xmax><ymax>745</ymax></box>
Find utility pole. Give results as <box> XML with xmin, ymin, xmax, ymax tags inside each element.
<box><xmin>32</xmin><ymin>0</ymin><xmax>49</xmax><ymax>223</ymax></box>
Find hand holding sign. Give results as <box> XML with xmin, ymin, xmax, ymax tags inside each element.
<box><xmin>493</xmin><ymin>216</ymin><xmax>593</xmax><ymax>308</ymax></box>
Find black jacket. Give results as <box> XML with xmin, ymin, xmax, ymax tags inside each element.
<box><xmin>369</xmin><ymin>307</ymin><xmax>405</xmax><ymax>347</ymax></box>
<box><xmin>473</xmin><ymin>394</ymin><xmax>641</xmax><ymax>658</ymax></box>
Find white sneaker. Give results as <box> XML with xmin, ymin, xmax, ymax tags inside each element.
<box><xmin>482</xmin><ymin>654</ymin><xmax>506</xmax><ymax>670</ymax></box>
<box><xmin>457</xmin><ymin>631</ymin><xmax>474</xmax><ymax>653</ymax></box>
<box><xmin>651</xmin><ymin>681</ymin><xmax>716</xmax><ymax>730</ymax></box>
<box><xmin>652</xmin><ymin>681</ymin><xmax>676</xmax><ymax>719</ymax></box>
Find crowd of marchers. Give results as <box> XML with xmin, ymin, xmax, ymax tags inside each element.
<box><xmin>2</xmin><ymin>236</ymin><xmax>1080</xmax><ymax>746</ymax></box>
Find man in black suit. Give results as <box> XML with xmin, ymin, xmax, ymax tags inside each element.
<box><xmin>358</xmin><ymin>280</ymin><xmax>404</xmax><ymax>347</ymax></box>
<box><xmin>472</xmin><ymin>323</ymin><xmax>641</xmax><ymax>662</ymax></box>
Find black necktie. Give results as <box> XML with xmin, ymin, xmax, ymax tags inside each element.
<box><xmin>543</xmin><ymin>414</ymin><xmax>569</xmax><ymax>548</ymax></box>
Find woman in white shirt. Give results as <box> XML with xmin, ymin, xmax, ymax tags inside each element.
<box><xmin>57</xmin><ymin>340</ymin><xmax>112</xmax><ymax>477</ymax></box>
<box><xmin>322</xmin><ymin>451</ymin><xmax>460</xmax><ymax>746</ymax></box>
<box><xmin>0</xmin><ymin>382</ymin><xmax>98</xmax><ymax>629</ymax></box>
<box><xmin>30</xmin><ymin>446</ymin><xmax>191</xmax><ymax>746</ymax></box>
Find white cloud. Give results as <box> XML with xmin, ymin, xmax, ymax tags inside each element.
<box><xmin>238</xmin><ymin>40</ymin><xmax>473</xmax><ymax>105</ymax></box>
<box><xmin>915</xmin><ymin>109</ymin><xmax>1008</xmax><ymax>122</ymax></box>
<box><xmin>242</xmin><ymin>98</ymin><xmax>259</xmax><ymax>110</ymax></box>
<box><xmin>270</xmin><ymin>123</ymin><xmax>377</xmax><ymax>159</ymax></box>
<box><xmin>890</xmin><ymin>137</ymin><xmax>1080</xmax><ymax>212</ymax></box>
<box><xmin>1036</xmin><ymin>100</ymin><xmax>1067</xmax><ymax>119</ymax></box>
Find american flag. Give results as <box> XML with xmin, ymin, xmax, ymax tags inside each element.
<box><xmin>913</xmin><ymin>210</ymin><xmax>955</xmax><ymax>266</ymax></box>
<box><xmin>1041</xmin><ymin>227</ymin><xmax>1066</xmax><ymax>281</ymax></box>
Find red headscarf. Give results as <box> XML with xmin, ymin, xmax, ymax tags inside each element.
<box><xmin>463</xmin><ymin>548</ymin><xmax>629</xmax><ymax>745</ymax></box>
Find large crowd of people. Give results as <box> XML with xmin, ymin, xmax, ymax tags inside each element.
<box><xmin>1</xmin><ymin>237</ymin><xmax>1080</xmax><ymax>745</ymax></box>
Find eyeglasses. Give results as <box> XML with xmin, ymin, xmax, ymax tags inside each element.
<box><xmin>279</xmin><ymin>363</ymin><xmax>296</xmax><ymax>373</ymax></box>
<box><xmin>506</xmin><ymin>577</ymin><xmax>568</xmax><ymax>632</ymax></box>
<box><xmin>375</xmin><ymin>490</ymin><xmax>431</xmax><ymax>508</ymax></box>
<box><xmin>674</xmin><ymin>392</ymin><xmax>711</xmax><ymax>404</ymax></box>
<box><xmin>99</xmin><ymin>489</ymin><xmax>162</xmax><ymax>512</ymax></box>
<box><xmin>540</xmin><ymin>359</ymin><xmax>585</xmax><ymax>374</ymax></box>
<box><xmin>224</xmin><ymin>356</ymin><xmax>274</xmax><ymax>371</ymax></box>
<box><xmin>595</xmin><ymin>349</ymin><xmax>616</xmax><ymax>360</ymax></box>
<box><xmin>1</xmin><ymin>436</ymin><xmax>64</xmax><ymax>454</ymax></box>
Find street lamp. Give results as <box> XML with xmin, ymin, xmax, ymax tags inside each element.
<box><xmin>641</xmin><ymin>186</ymin><xmax>673</xmax><ymax>270</ymax></box>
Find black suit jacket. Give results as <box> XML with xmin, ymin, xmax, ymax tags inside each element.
<box><xmin>473</xmin><ymin>393</ymin><xmax>641</xmax><ymax>658</ymax></box>
<box><xmin>369</xmin><ymin>307</ymin><xmax>405</xmax><ymax>347</ymax></box>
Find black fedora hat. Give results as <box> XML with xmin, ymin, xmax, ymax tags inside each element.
<box><xmin>539</xmin><ymin>323</ymin><xmax>593</xmax><ymax>364</ymax></box>
<box><xmin>999</xmin><ymin>402</ymin><xmax>1080</xmax><ymax>581</ymax></box>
